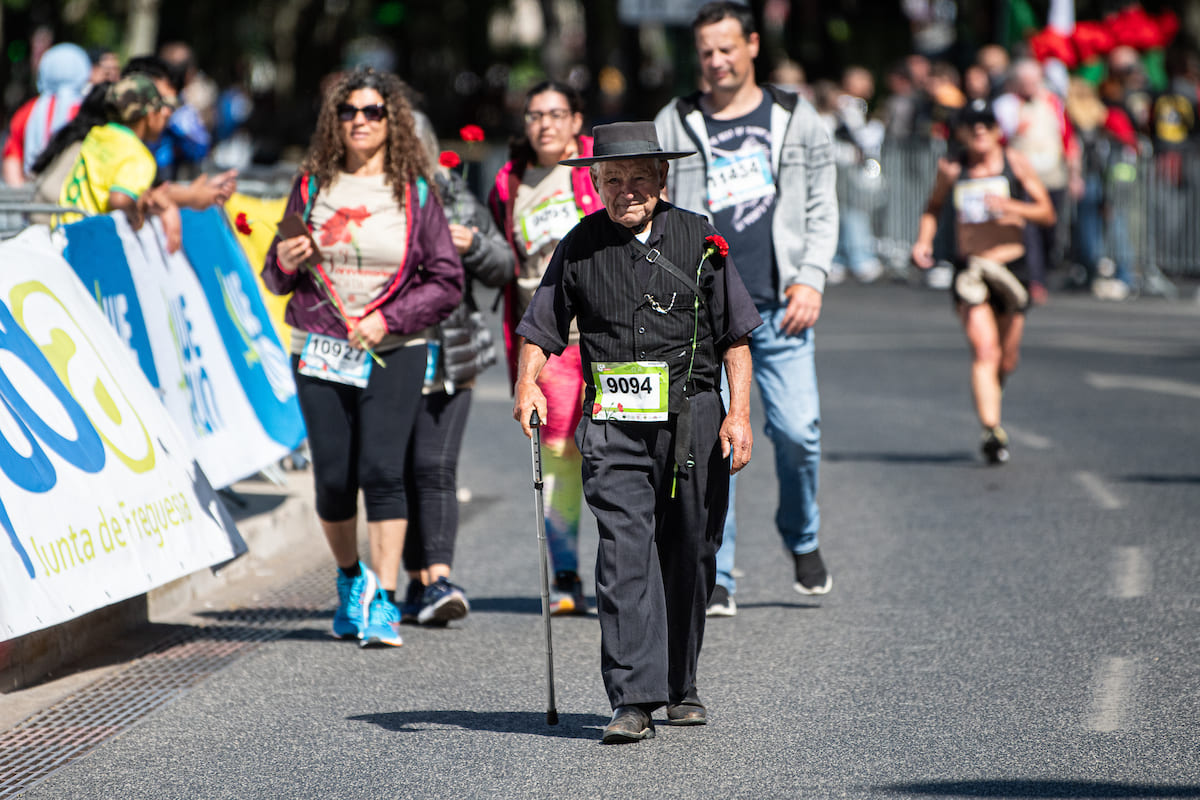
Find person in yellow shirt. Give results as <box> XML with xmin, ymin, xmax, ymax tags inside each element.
<box><xmin>58</xmin><ymin>74</ymin><xmax>181</xmax><ymax>250</ymax></box>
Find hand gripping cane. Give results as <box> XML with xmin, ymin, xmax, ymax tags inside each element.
<box><xmin>528</xmin><ymin>409</ymin><xmax>559</xmax><ymax>725</ymax></box>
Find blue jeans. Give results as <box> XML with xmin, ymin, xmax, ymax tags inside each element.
<box><xmin>716</xmin><ymin>306</ymin><xmax>821</xmax><ymax>594</ymax></box>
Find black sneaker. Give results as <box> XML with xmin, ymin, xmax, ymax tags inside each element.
<box><xmin>793</xmin><ymin>549</ymin><xmax>832</xmax><ymax>596</ymax></box>
<box><xmin>981</xmin><ymin>426</ymin><xmax>1010</xmax><ymax>465</ymax></box>
<box><xmin>549</xmin><ymin>570</ymin><xmax>588</xmax><ymax>616</ymax></box>
<box><xmin>706</xmin><ymin>584</ymin><xmax>737</xmax><ymax>617</ymax></box>
<box><xmin>417</xmin><ymin>577</ymin><xmax>470</xmax><ymax>626</ymax></box>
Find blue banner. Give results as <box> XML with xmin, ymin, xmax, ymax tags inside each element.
<box><xmin>62</xmin><ymin>216</ymin><xmax>160</xmax><ymax>388</ymax></box>
<box><xmin>180</xmin><ymin>208</ymin><xmax>305</xmax><ymax>452</ymax></box>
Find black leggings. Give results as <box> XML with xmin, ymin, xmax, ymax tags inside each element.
<box><xmin>293</xmin><ymin>345</ymin><xmax>425</xmax><ymax>522</ymax></box>
<box><xmin>402</xmin><ymin>388</ymin><xmax>473</xmax><ymax>571</ymax></box>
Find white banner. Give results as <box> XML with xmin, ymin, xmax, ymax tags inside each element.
<box><xmin>0</xmin><ymin>227</ymin><xmax>246</xmax><ymax>642</ymax></box>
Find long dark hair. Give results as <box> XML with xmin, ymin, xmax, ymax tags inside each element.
<box><xmin>31</xmin><ymin>82</ymin><xmax>111</xmax><ymax>175</ymax></box>
<box><xmin>301</xmin><ymin>67</ymin><xmax>431</xmax><ymax>207</ymax></box>
<box><xmin>506</xmin><ymin>79</ymin><xmax>585</xmax><ymax>172</ymax></box>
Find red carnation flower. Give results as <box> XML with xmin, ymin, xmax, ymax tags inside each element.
<box><xmin>439</xmin><ymin>150</ymin><xmax>462</xmax><ymax>168</ymax></box>
<box><xmin>705</xmin><ymin>233</ymin><xmax>729</xmax><ymax>258</ymax></box>
<box><xmin>459</xmin><ymin>124</ymin><xmax>485</xmax><ymax>143</ymax></box>
<box><xmin>592</xmin><ymin>402</ymin><xmax>602</xmax><ymax>416</ymax></box>
<box><xmin>234</xmin><ymin>212</ymin><xmax>253</xmax><ymax>236</ymax></box>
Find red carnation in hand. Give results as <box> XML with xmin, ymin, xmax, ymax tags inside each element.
<box><xmin>459</xmin><ymin>124</ymin><xmax>485</xmax><ymax>142</ymax></box>
<box><xmin>705</xmin><ymin>233</ymin><xmax>729</xmax><ymax>257</ymax></box>
<box><xmin>439</xmin><ymin>150</ymin><xmax>462</xmax><ymax>168</ymax></box>
<box><xmin>234</xmin><ymin>212</ymin><xmax>253</xmax><ymax>236</ymax></box>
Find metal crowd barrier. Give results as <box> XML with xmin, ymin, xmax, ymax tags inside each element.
<box><xmin>840</xmin><ymin>136</ymin><xmax>1200</xmax><ymax>294</ymax></box>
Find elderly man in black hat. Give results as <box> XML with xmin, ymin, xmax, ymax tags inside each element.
<box><xmin>513</xmin><ymin>121</ymin><xmax>762</xmax><ymax>743</ymax></box>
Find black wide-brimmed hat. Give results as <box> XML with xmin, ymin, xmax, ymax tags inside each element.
<box><xmin>559</xmin><ymin>121</ymin><xmax>695</xmax><ymax>167</ymax></box>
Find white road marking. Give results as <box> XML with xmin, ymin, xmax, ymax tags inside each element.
<box><xmin>1075</xmin><ymin>470</ymin><xmax>1124</xmax><ymax>510</ymax></box>
<box><xmin>1086</xmin><ymin>657</ymin><xmax>1138</xmax><ymax>732</ymax></box>
<box><xmin>1085</xmin><ymin>372</ymin><xmax>1200</xmax><ymax>401</ymax></box>
<box><xmin>1110</xmin><ymin>546</ymin><xmax>1150</xmax><ymax>599</ymax></box>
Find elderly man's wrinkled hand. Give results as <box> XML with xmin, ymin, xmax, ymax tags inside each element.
<box><xmin>513</xmin><ymin>381</ymin><xmax>548</xmax><ymax>440</ymax></box>
<box><xmin>720</xmin><ymin>413</ymin><xmax>753</xmax><ymax>474</ymax></box>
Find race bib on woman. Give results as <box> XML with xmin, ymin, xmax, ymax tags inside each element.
<box><xmin>298</xmin><ymin>333</ymin><xmax>372</xmax><ymax>387</ymax></box>
<box><xmin>520</xmin><ymin>195</ymin><xmax>581</xmax><ymax>255</ymax></box>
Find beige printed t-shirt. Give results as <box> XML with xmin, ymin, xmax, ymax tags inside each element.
<box><xmin>290</xmin><ymin>172</ymin><xmax>424</xmax><ymax>354</ymax></box>
<box><xmin>512</xmin><ymin>164</ymin><xmax>581</xmax><ymax>344</ymax></box>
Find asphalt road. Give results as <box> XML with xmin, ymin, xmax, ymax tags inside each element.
<box><xmin>16</xmin><ymin>279</ymin><xmax>1200</xmax><ymax>799</ymax></box>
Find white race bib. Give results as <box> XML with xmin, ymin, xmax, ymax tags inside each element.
<box><xmin>591</xmin><ymin>361</ymin><xmax>669</xmax><ymax>422</ymax></box>
<box><xmin>298</xmin><ymin>333</ymin><xmax>372</xmax><ymax>388</ymax></box>
<box><xmin>520</xmin><ymin>195</ymin><xmax>582</xmax><ymax>255</ymax></box>
<box><xmin>707</xmin><ymin>150</ymin><xmax>775</xmax><ymax>213</ymax></box>
<box><xmin>954</xmin><ymin>176</ymin><xmax>1011</xmax><ymax>224</ymax></box>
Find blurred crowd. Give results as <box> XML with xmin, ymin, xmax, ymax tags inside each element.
<box><xmin>3</xmin><ymin>28</ymin><xmax>1198</xmax><ymax>302</ymax></box>
<box><xmin>775</xmin><ymin>40</ymin><xmax>1199</xmax><ymax>301</ymax></box>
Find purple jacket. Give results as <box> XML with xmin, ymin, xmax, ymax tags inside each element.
<box><xmin>261</xmin><ymin>173</ymin><xmax>463</xmax><ymax>339</ymax></box>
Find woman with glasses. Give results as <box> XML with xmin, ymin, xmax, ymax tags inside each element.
<box><xmin>911</xmin><ymin>99</ymin><xmax>1055</xmax><ymax>464</ymax></box>
<box><xmin>262</xmin><ymin>68</ymin><xmax>463</xmax><ymax>647</ymax></box>
<box><xmin>488</xmin><ymin>80</ymin><xmax>603</xmax><ymax>615</ymax></box>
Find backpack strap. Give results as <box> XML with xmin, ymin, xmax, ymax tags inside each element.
<box><xmin>300</xmin><ymin>172</ymin><xmax>318</xmax><ymax>221</ymax></box>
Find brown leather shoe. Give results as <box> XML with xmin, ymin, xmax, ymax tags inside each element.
<box><xmin>666</xmin><ymin>702</ymin><xmax>707</xmax><ymax>726</ymax></box>
<box><xmin>601</xmin><ymin>705</ymin><xmax>655</xmax><ymax>743</ymax></box>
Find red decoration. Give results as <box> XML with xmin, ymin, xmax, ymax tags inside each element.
<box><xmin>1106</xmin><ymin>6</ymin><xmax>1162</xmax><ymax>51</ymax></box>
<box><xmin>459</xmin><ymin>124</ymin><xmax>485</xmax><ymax>143</ymax></box>
<box><xmin>234</xmin><ymin>212</ymin><xmax>253</xmax><ymax>236</ymax></box>
<box><xmin>438</xmin><ymin>150</ymin><xmax>462</xmax><ymax>168</ymax></box>
<box><xmin>1029</xmin><ymin>28</ymin><xmax>1078</xmax><ymax>69</ymax></box>
<box><xmin>704</xmin><ymin>233</ymin><xmax>729</xmax><ymax>258</ymax></box>
<box><xmin>592</xmin><ymin>402</ymin><xmax>601</xmax><ymax>416</ymax></box>
<box><xmin>1071</xmin><ymin>21</ymin><xmax>1117</xmax><ymax>62</ymax></box>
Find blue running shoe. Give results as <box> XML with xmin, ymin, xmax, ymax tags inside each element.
<box><xmin>417</xmin><ymin>577</ymin><xmax>470</xmax><ymax>626</ymax></box>
<box><xmin>360</xmin><ymin>589</ymin><xmax>404</xmax><ymax>648</ymax></box>
<box><xmin>399</xmin><ymin>579</ymin><xmax>425</xmax><ymax>625</ymax></box>
<box><xmin>332</xmin><ymin>563</ymin><xmax>377</xmax><ymax>640</ymax></box>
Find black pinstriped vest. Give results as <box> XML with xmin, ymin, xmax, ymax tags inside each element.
<box><xmin>558</xmin><ymin>203</ymin><xmax>720</xmax><ymax>415</ymax></box>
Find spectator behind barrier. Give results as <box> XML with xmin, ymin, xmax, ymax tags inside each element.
<box><xmin>2</xmin><ymin>42</ymin><xmax>92</xmax><ymax>186</ymax></box>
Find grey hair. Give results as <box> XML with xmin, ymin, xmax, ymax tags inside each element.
<box><xmin>589</xmin><ymin>158</ymin><xmax>666</xmax><ymax>182</ymax></box>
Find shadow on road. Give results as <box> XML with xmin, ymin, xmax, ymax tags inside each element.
<box><xmin>1119</xmin><ymin>474</ymin><xmax>1200</xmax><ymax>485</ymax></box>
<box><xmin>825</xmin><ymin>451</ymin><xmax>976</xmax><ymax>465</ymax></box>
<box><xmin>349</xmin><ymin>709</ymin><xmax>608</xmax><ymax>740</ymax></box>
<box><xmin>877</xmin><ymin>780</ymin><xmax>1200</xmax><ymax>798</ymax></box>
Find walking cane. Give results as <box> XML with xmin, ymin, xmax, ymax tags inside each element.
<box><xmin>528</xmin><ymin>409</ymin><xmax>559</xmax><ymax>725</ymax></box>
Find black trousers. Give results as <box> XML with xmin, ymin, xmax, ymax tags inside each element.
<box><xmin>292</xmin><ymin>346</ymin><xmax>425</xmax><ymax>522</ymax></box>
<box><xmin>576</xmin><ymin>391</ymin><xmax>729</xmax><ymax>709</ymax></box>
<box><xmin>402</xmin><ymin>387</ymin><xmax>474</xmax><ymax>571</ymax></box>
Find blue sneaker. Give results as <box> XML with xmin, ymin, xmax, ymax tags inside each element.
<box><xmin>360</xmin><ymin>590</ymin><xmax>404</xmax><ymax>648</ymax></box>
<box><xmin>417</xmin><ymin>577</ymin><xmax>470</xmax><ymax>626</ymax></box>
<box><xmin>332</xmin><ymin>563</ymin><xmax>377</xmax><ymax>640</ymax></box>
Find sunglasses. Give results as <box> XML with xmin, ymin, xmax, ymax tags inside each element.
<box><xmin>337</xmin><ymin>102</ymin><xmax>387</xmax><ymax>122</ymax></box>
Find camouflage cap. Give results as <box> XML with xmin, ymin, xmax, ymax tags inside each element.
<box><xmin>105</xmin><ymin>74</ymin><xmax>173</xmax><ymax>124</ymax></box>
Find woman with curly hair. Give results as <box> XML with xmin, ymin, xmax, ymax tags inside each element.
<box><xmin>262</xmin><ymin>67</ymin><xmax>463</xmax><ymax>647</ymax></box>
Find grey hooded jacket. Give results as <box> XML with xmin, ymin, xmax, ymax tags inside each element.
<box><xmin>654</xmin><ymin>85</ymin><xmax>838</xmax><ymax>299</ymax></box>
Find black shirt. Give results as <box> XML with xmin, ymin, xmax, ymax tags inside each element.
<box><xmin>517</xmin><ymin>202</ymin><xmax>761</xmax><ymax>413</ymax></box>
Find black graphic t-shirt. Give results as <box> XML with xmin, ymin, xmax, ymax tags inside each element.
<box><xmin>704</xmin><ymin>90</ymin><xmax>777</xmax><ymax>306</ymax></box>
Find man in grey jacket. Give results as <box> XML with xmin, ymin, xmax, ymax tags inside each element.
<box><xmin>654</xmin><ymin>0</ymin><xmax>838</xmax><ymax>616</ymax></box>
